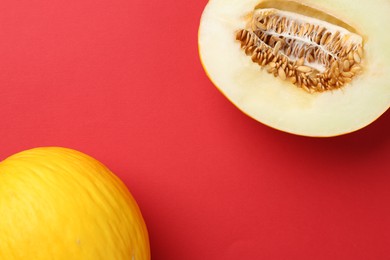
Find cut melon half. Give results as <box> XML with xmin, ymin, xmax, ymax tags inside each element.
<box><xmin>198</xmin><ymin>0</ymin><xmax>390</xmax><ymax>137</ymax></box>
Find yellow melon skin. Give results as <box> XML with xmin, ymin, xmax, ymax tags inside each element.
<box><xmin>0</xmin><ymin>147</ymin><xmax>150</xmax><ymax>260</ymax></box>
<box><xmin>199</xmin><ymin>0</ymin><xmax>390</xmax><ymax>137</ymax></box>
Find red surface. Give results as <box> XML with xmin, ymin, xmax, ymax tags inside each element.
<box><xmin>0</xmin><ymin>0</ymin><xmax>389</xmax><ymax>259</ymax></box>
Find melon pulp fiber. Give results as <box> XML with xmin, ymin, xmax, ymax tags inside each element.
<box><xmin>199</xmin><ymin>0</ymin><xmax>390</xmax><ymax>137</ymax></box>
<box><xmin>0</xmin><ymin>147</ymin><xmax>150</xmax><ymax>260</ymax></box>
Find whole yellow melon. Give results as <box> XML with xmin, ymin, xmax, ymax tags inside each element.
<box><xmin>0</xmin><ymin>147</ymin><xmax>150</xmax><ymax>260</ymax></box>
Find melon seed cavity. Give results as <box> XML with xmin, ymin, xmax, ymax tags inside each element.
<box><xmin>236</xmin><ymin>7</ymin><xmax>364</xmax><ymax>93</ymax></box>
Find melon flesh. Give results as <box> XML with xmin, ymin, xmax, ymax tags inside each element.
<box><xmin>198</xmin><ymin>0</ymin><xmax>390</xmax><ymax>137</ymax></box>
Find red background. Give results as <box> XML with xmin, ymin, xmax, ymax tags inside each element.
<box><xmin>0</xmin><ymin>0</ymin><xmax>389</xmax><ymax>259</ymax></box>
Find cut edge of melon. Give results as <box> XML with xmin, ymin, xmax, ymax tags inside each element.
<box><xmin>198</xmin><ymin>0</ymin><xmax>390</xmax><ymax>137</ymax></box>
